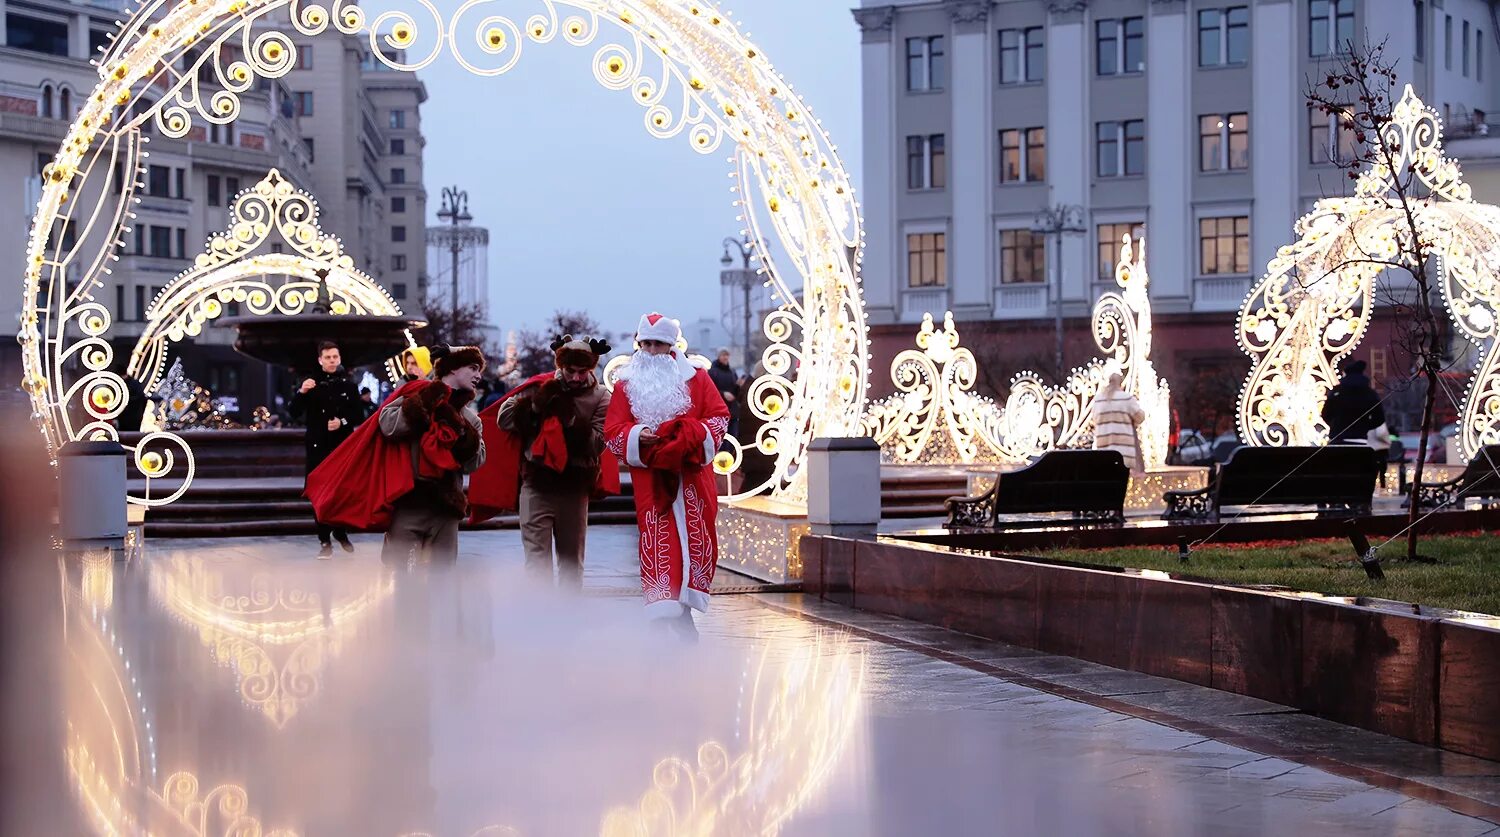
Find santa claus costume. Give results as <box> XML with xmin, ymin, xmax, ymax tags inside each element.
<box><xmin>604</xmin><ymin>313</ymin><xmax>730</xmax><ymax>629</ymax></box>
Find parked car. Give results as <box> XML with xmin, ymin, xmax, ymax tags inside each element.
<box><xmin>1393</xmin><ymin>428</ymin><xmax>1450</xmax><ymax>464</ymax></box>
<box><xmin>1173</xmin><ymin>430</ymin><xmax>1239</xmax><ymax>465</ymax></box>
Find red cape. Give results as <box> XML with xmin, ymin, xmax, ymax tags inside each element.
<box><xmin>304</xmin><ymin>380</ymin><xmax>431</xmax><ymax>531</ymax></box>
<box><xmin>468</xmin><ymin>373</ymin><xmax>621</xmax><ymax>523</ymax></box>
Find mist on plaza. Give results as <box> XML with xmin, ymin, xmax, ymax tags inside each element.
<box><xmin>403</xmin><ymin>0</ymin><xmax>863</xmax><ymax>338</ymax></box>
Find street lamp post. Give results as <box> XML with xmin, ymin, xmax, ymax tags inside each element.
<box><xmin>436</xmin><ymin>186</ymin><xmax>473</xmax><ymax>344</ymax></box>
<box><xmin>720</xmin><ymin>235</ymin><xmax>756</xmax><ymax>372</ymax></box>
<box><xmin>1030</xmin><ymin>204</ymin><xmax>1087</xmax><ymax>381</ymax></box>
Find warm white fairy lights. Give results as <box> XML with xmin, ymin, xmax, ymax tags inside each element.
<box><xmin>19</xmin><ymin>0</ymin><xmax>867</xmax><ymax>511</ymax></box>
<box><xmin>862</xmin><ymin>233</ymin><xmax>1171</xmax><ymax>468</ymax></box>
<box><xmin>1238</xmin><ymin>86</ymin><xmax>1500</xmax><ymax>460</ymax></box>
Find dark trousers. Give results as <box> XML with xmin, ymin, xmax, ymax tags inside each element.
<box><xmin>306</xmin><ymin>443</ymin><xmax>348</xmax><ymax>545</ymax></box>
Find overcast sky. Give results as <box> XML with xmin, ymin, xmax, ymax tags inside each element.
<box><xmin>414</xmin><ymin>1</ymin><xmax>864</xmax><ymax>342</ymax></box>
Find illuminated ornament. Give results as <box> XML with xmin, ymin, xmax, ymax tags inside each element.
<box><xmin>713</xmin><ymin>451</ymin><xmax>735</xmax><ymax>474</ymax></box>
<box><xmin>863</xmin><ymin>234</ymin><xmax>1171</xmax><ymax>467</ymax></box>
<box><xmin>1237</xmin><ymin>86</ymin><xmax>1500</xmax><ymax>460</ymax></box>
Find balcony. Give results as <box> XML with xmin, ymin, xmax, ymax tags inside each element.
<box><xmin>1193</xmin><ymin>276</ymin><xmax>1251</xmax><ymax>311</ymax></box>
<box><xmin>993</xmin><ymin>283</ymin><xmax>1048</xmax><ymax>319</ymax></box>
<box><xmin>899</xmin><ymin>287</ymin><xmax>948</xmax><ymax>323</ymax></box>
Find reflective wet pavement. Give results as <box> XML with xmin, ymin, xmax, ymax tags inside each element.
<box><xmin>8</xmin><ymin>530</ymin><xmax>1500</xmax><ymax>836</ymax></box>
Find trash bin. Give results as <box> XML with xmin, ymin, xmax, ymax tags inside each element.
<box><xmin>59</xmin><ymin>440</ymin><xmax>127</xmax><ymax>543</ymax></box>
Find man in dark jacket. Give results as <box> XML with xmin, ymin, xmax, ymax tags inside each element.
<box><xmin>1322</xmin><ymin>359</ymin><xmax>1385</xmax><ymax>443</ymax></box>
<box><xmin>289</xmin><ymin>340</ymin><xmax>365</xmax><ymax>557</ymax></box>
<box><xmin>708</xmin><ymin>348</ymin><xmax>742</xmax><ymax>441</ymax></box>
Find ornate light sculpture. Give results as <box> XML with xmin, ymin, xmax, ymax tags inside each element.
<box><xmin>18</xmin><ymin>0</ymin><xmax>867</xmax><ymax>509</ymax></box>
<box><xmin>1237</xmin><ymin>86</ymin><xmax>1500</xmax><ymax>460</ymax></box>
<box><xmin>862</xmin><ymin>233</ymin><xmax>1170</xmax><ymax>468</ymax></box>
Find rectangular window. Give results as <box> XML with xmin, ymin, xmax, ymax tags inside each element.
<box><xmin>1311</xmin><ymin>0</ymin><xmax>1355</xmax><ymax>57</ymax></box>
<box><xmin>148</xmin><ymin>165</ymin><xmax>171</xmax><ymax>197</ymax></box>
<box><xmin>115</xmin><ymin>285</ymin><xmax>125</xmax><ymax>321</ymax></box>
<box><xmin>999</xmin><ymin>27</ymin><xmax>1045</xmax><ymax>84</ymax></box>
<box><xmin>90</xmin><ymin>28</ymin><xmax>112</xmax><ymax>56</ymax></box>
<box><xmin>1096</xmin><ymin>17</ymin><xmax>1144</xmax><ymax>75</ymax></box>
<box><xmin>174</xmin><ymin>168</ymin><xmax>185</xmax><ymax>198</ymax></box>
<box><xmin>1000</xmin><ymin>129</ymin><xmax>1022</xmax><ymax>182</ymax></box>
<box><xmin>999</xmin><ymin>229</ymin><xmax>1046</xmax><ymax>284</ymax></box>
<box><xmin>389</xmin><ymin>110</ymin><xmax>406</xmax><ymax>129</ymax></box>
<box><xmin>1097</xmin><ymin>222</ymin><xmax>1143</xmax><ymax>281</ymax></box>
<box><xmin>1198</xmin><ymin>9</ymin><xmax>1222</xmax><ymax>66</ymax></box>
<box><xmin>226</xmin><ymin>176</ymin><xmax>240</xmax><ymax>198</ymax></box>
<box><xmin>391</xmin><ymin>168</ymin><xmax>406</xmax><ymax>184</ymax></box>
<box><xmin>135</xmin><ymin>285</ymin><xmax>146</xmax><ymax>321</ymax></box>
<box><xmin>304</xmin><ymin>137</ymin><xmax>314</xmax><ymax>162</ymax></box>
<box><xmin>6</xmin><ymin>14</ymin><xmax>70</xmax><ymax>56</ymax></box>
<box><xmin>175</xmin><ymin>228</ymin><xmax>185</xmax><ymax>260</ymax></box>
<box><xmin>906</xmin><ymin>134</ymin><xmax>946</xmax><ymax>190</ymax></box>
<box><xmin>1096</xmin><ymin>19</ymin><xmax>1119</xmax><ymax>75</ymax></box>
<box><xmin>1416</xmin><ymin>2</ymin><xmax>1426</xmax><ymax>62</ymax></box>
<box><xmin>1480</xmin><ymin>30</ymin><xmax>1485</xmax><ymax>80</ymax></box>
<box><xmin>1199</xmin><ymin>113</ymin><xmax>1249</xmax><ymax>171</ymax></box>
<box><xmin>1199</xmin><ymin>216</ymin><xmax>1251</xmax><ymax>275</ymax></box>
<box><xmin>393</xmin><ymin>254</ymin><xmax>407</xmax><ymax>271</ymax></box>
<box><xmin>390</xmin><ymin>138</ymin><xmax>405</xmax><ymax>155</ymax></box>
<box><xmin>1097</xmin><ymin>122</ymin><xmax>1120</xmax><ymax>177</ymax></box>
<box><xmin>1227</xmin><ymin>7</ymin><xmax>1249</xmax><ymax>64</ymax></box>
<box><xmin>1463</xmin><ymin>20</ymin><xmax>1471</xmax><ymax>76</ymax></box>
<box><xmin>1123</xmin><ymin>17</ymin><xmax>1145</xmax><ymax>72</ymax></box>
<box><xmin>149</xmin><ymin>225</ymin><xmax>172</xmax><ymax>257</ymax></box>
<box><xmin>207</xmin><ymin>174</ymin><xmax>221</xmax><ymax>206</ymax></box>
<box><xmin>392</xmin><ymin>226</ymin><xmax>407</xmax><ymax>242</ymax></box>
<box><xmin>295</xmin><ymin>44</ymin><xmax>312</xmax><ymax>69</ymax></box>
<box><xmin>905</xmin><ymin>36</ymin><xmax>946</xmax><ymax>92</ymax></box>
<box><xmin>907</xmin><ymin>232</ymin><xmax>947</xmax><ymax>288</ymax></box>
<box><xmin>999</xmin><ymin>128</ymin><xmax>1046</xmax><ymax>183</ymax></box>
<box><xmin>1446</xmin><ymin>14</ymin><xmax>1453</xmax><ymax>69</ymax></box>
<box><xmin>391</xmin><ymin>196</ymin><xmax>406</xmax><ymax>213</ymax></box>
<box><xmin>1026</xmin><ymin>127</ymin><xmax>1046</xmax><ymax>181</ymax></box>
<box><xmin>293</xmin><ymin>91</ymin><xmax>313</xmax><ymax>117</ymax></box>
<box><xmin>134</xmin><ymin>225</ymin><xmax>144</xmax><ymax>255</ymax></box>
<box><xmin>393</xmin><ymin>282</ymin><xmax>408</xmax><ymax>300</ymax></box>
<box><xmin>1310</xmin><ymin>112</ymin><xmax>1359</xmax><ymax>165</ymax></box>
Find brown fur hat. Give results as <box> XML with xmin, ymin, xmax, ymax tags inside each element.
<box><xmin>431</xmin><ymin>344</ymin><xmax>486</xmax><ymax>378</ymax></box>
<box><xmin>551</xmin><ymin>334</ymin><xmax>611</xmax><ymax>370</ymax></box>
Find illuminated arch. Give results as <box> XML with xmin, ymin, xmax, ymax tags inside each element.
<box><xmin>1237</xmin><ymin>86</ymin><xmax>1500</xmax><ymax>459</ymax></box>
<box><xmin>18</xmin><ymin>0</ymin><xmax>868</xmax><ymax>507</ymax></box>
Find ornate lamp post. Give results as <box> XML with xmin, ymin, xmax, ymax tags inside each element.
<box><xmin>435</xmin><ymin>186</ymin><xmax>474</xmax><ymax>343</ymax></box>
<box><xmin>1031</xmin><ymin>204</ymin><xmax>1087</xmax><ymax>380</ymax></box>
<box><xmin>720</xmin><ymin>234</ymin><xmax>756</xmax><ymax>371</ymax></box>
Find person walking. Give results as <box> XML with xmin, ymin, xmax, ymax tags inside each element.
<box><xmin>470</xmin><ymin>336</ymin><xmax>616</xmax><ymax>590</ymax></box>
<box><xmin>708</xmin><ymin>348</ymin><xmax>741</xmax><ymax>441</ymax></box>
<box><xmin>289</xmin><ymin>341</ymin><xmax>365</xmax><ymax>557</ymax></box>
<box><xmin>604</xmin><ymin>313</ymin><xmax>730</xmax><ymax>640</ymax></box>
<box><xmin>1091</xmin><ymin>369</ymin><xmax>1147</xmax><ymax>471</ymax></box>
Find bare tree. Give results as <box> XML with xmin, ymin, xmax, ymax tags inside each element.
<box><xmin>415</xmin><ymin>293</ymin><xmax>498</xmax><ymax>356</ymax></box>
<box><xmin>515</xmin><ymin>309</ymin><xmax>605</xmax><ymax>378</ymax></box>
<box><xmin>1305</xmin><ymin>40</ymin><xmax>1448</xmax><ymax>561</ymax></box>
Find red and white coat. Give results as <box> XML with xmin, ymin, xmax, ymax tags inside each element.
<box><xmin>604</xmin><ymin>362</ymin><xmax>730</xmax><ymax>617</ymax></box>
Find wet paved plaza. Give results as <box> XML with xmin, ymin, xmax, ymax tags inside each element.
<box><xmin>7</xmin><ymin>528</ymin><xmax>1500</xmax><ymax>836</ymax></box>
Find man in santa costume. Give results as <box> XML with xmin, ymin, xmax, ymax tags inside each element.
<box><xmin>604</xmin><ymin>313</ymin><xmax>730</xmax><ymax>638</ymax></box>
<box><xmin>303</xmin><ymin>344</ymin><xmax>486</xmax><ymax>566</ymax></box>
<box><xmin>468</xmin><ymin>335</ymin><xmax>617</xmax><ymax>589</ymax></box>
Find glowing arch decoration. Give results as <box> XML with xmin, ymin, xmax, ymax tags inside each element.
<box><xmin>862</xmin><ymin>233</ymin><xmax>1170</xmax><ymax>468</ymax></box>
<box><xmin>1237</xmin><ymin>86</ymin><xmax>1500</xmax><ymax>458</ymax></box>
<box><xmin>19</xmin><ymin>0</ymin><xmax>867</xmax><ymax>509</ymax></box>
<box><xmin>128</xmin><ymin>169</ymin><xmax>411</xmax><ymax>393</ymax></box>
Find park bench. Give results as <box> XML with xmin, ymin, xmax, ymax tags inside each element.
<box><xmin>1414</xmin><ymin>445</ymin><xmax>1500</xmax><ymax>509</ymax></box>
<box><xmin>1162</xmin><ymin>444</ymin><xmax>1379</xmax><ymax>522</ymax></box>
<box><xmin>945</xmin><ymin>449</ymin><xmax>1129</xmax><ymax>528</ymax></box>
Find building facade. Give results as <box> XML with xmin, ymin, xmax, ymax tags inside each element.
<box><xmin>0</xmin><ymin>0</ymin><xmax>426</xmax><ymax>417</ymax></box>
<box><xmin>856</xmin><ymin>0</ymin><xmax>1500</xmax><ymax>411</ymax></box>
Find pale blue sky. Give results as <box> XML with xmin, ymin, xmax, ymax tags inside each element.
<box><xmin>416</xmin><ymin>1</ymin><xmax>864</xmax><ymax>340</ymax></box>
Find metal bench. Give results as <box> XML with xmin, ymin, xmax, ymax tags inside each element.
<box><xmin>1415</xmin><ymin>445</ymin><xmax>1500</xmax><ymax>509</ymax></box>
<box><xmin>1162</xmin><ymin>444</ymin><xmax>1379</xmax><ymax>522</ymax></box>
<box><xmin>945</xmin><ymin>449</ymin><xmax>1129</xmax><ymax>528</ymax></box>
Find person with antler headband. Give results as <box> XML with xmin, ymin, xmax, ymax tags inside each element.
<box><xmin>468</xmin><ymin>335</ymin><xmax>617</xmax><ymax>589</ymax></box>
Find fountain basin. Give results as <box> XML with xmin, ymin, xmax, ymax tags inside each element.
<box><xmin>219</xmin><ymin>314</ymin><xmax>426</xmax><ymax>372</ymax></box>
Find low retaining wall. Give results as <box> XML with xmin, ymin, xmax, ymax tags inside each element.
<box><xmin>801</xmin><ymin>533</ymin><xmax>1500</xmax><ymax>762</ymax></box>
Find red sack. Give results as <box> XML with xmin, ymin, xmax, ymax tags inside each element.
<box><xmin>304</xmin><ymin>380</ymin><xmax>428</xmax><ymax>531</ymax></box>
<box><xmin>640</xmin><ymin>417</ymin><xmax>709</xmax><ymax>472</ymax></box>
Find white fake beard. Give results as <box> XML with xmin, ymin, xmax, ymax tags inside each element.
<box><xmin>617</xmin><ymin>350</ymin><xmax>691</xmax><ymax>430</ymax></box>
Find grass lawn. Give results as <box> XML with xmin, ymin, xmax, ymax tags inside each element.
<box><xmin>1027</xmin><ymin>533</ymin><xmax>1500</xmax><ymax>616</ymax></box>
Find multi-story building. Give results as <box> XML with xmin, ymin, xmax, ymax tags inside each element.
<box><xmin>855</xmin><ymin>0</ymin><xmax>1500</xmax><ymax>409</ymax></box>
<box><xmin>0</xmin><ymin>1</ymin><xmax>425</xmax><ymax>417</ymax></box>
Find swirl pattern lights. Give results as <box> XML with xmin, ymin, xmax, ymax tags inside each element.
<box><xmin>18</xmin><ymin>0</ymin><xmax>868</xmax><ymax>513</ymax></box>
<box><xmin>1237</xmin><ymin>86</ymin><xmax>1500</xmax><ymax>460</ymax></box>
<box><xmin>862</xmin><ymin>234</ymin><xmax>1170</xmax><ymax>468</ymax></box>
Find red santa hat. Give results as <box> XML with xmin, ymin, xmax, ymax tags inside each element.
<box><xmin>635</xmin><ymin>312</ymin><xmax>682</xmax><ymax>347</ymax></box>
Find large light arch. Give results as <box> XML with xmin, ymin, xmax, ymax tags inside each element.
<box><xmin>18</xmin><ymin>0</ymin><xmax>868</xmax><ymax>506</ymax></box>
<box><xmin>1237</xmin><ymin>86</ymin><xmax>1500</xmax><ymax>459</ymax></box>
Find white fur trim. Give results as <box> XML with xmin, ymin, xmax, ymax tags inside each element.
<box><xmin>672</xmin><ymin>476</ymin><xmax>694</xmax><ymax>612</ymax></box>
<box><xmin>644</xmin><ymin>599</ymin><xmax>686</xmax><ymax>620</ymax></box>
<box><xmin>700</xmin><ymin>422</ymin><xmax>716</xmax><ymax>464</ymax></box>
<box><xmin>674</xmin><ymin>351</ymin><xmax>696</xmax><ymax>380</ymax></box>
<box><xmin>626</xmin><ymin>424</ymin><xmax>647</xmax><ymax>469</ymax></box>
<box><xmin>681</xmin><ymin>585</ymin><xmax>710</xmax><ymax>613</ymax></box>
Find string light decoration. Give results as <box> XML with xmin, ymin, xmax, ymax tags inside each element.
<box><xmin>128</xmin><ymin>169</ymin><xmax>412</xmax><ymax>393</ymax></box>
<box><xmin>715</xmin><ymin>502</ymin><xmax>810</xmax><ymax>582</ymax></box>
<box><xmin>19</xmin><ymin>0</ymin><xmax>868</xmax><ymax>511</ymax></box>
<box><xmin>862</xmin><ymin>233</ymin><xmax>1171</xmax><ymax>468</ymax></box>
<box><xmin>1237</xmin><ymin>85</ymin><xmax>1500</xmax><ymax>460</ymax></box>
